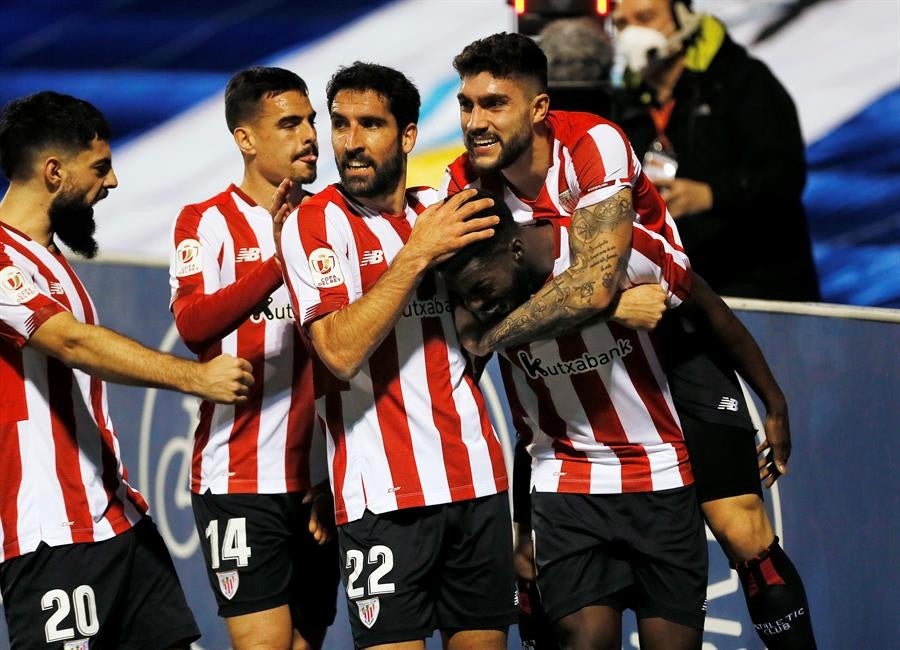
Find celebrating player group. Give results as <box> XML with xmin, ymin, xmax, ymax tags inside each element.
<box><xmin>0</xmin><ymin>22</ymin><xmax>816</xmax><ymax>650</ymax></box>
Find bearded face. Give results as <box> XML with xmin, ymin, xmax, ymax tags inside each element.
<box><xmin>49</xmin><ymin>185</ymin><xmax>99</xmax><ymax>259</ymax></box>
<box><xmin>337</xmin><ymin>138</ymin><xmax>404</xmax><ymax>200</ymax></box>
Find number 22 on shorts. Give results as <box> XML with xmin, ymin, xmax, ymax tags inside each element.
<box><xmin>346</xmin><ymin>545</ymin><xmax>396</xmax><ymax>599</ymax></box>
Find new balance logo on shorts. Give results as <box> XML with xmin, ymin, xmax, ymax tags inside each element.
<box><xmin>360</xmin><ymin>250</ymin><xmax>384</xmax><ymax>266</ymax></box>
<box><xmin>717</xmin><ymin>397</ymin><xmax>740</xmax><ymax>412</ymax></box>
<box><xmin>236</xmin><ymin>247</ymin><xmax>262</xmax><ymax>262</ymax></box>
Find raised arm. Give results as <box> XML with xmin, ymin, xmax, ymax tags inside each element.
<box><xmin>473</xmin><ymin>188</ymin><xmax>633</xmax><ymax>355</ymax></box>
<box><xmin>29</xmin><ymin>311</ymin><xmax>254</xmax><ymax>404</ymax></box>
<box><xmin>681</xmin><ymin>274</ymin><xmax>790</xmax><ymax>485</ymax></box>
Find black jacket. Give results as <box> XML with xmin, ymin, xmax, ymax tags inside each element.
<box><xmin>614</xmin><ymin>25</ymin><xmax>820</xmax><ymax>301</ymax></box>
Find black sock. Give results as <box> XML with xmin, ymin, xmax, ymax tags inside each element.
<box><xmin>734</xmin><ymin>537</ymin><xmax>817</xmax><ymax>649</ymax></box>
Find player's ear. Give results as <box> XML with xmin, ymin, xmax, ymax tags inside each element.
<box><xmin>532</xmin><ymin>92</ymin><xmax>550</xmax><ymax>125</ymax></box>
<box><xmin>510</xmin><ymin>237</ymin><xmax>526</xmax><ymax>261</ymax></box>
<box><xmin>233</xmin><ymin>126</ymin><xmax>255</xmax><ymax>156</ymax></box>
<box><xmin>42</xmin><ymin>156</ymin><xmax>63</xmax><ymax>192</ymax></box>
<box><xmin>401</xmin><ymin>123</ymin><xmax>418</xmax><ymax>155</ymax></box>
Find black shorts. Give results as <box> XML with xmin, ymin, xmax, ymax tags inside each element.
<box><xmin>680</xmin><ymin>412</ymin><xmax>763</xmax><ymax>503</ymax></box>
<box><xmin>531</xmin><ymin>487</ymin><xmax>708</xmax><ymax>630</ymax></box>
<box><xmin>191</xmin><ymin>491</ymin><xmax>339</xmax><ymax>630</ymax></box>
<box><xmin>0</xmin><ymin>516</ymin><xmax>199</xmax><ymax>650</ymax></box>
<box><xmin>338</xmin><ymin>493</ymin><xmax>518</xmax><ymax>647</ymax></box>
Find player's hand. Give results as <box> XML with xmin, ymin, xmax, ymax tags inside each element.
<box><xmin>611</xmin><ymin>284</ymin><xmax>667</xmax><ymax>330</ymax></box>
<box><xmin>303</xmin><ymin>481</ymin><xmax>335</xmax><ymax>545</ymax></box>
<box><xmin>405</xmin><ymin>188</ymin><xmax>498</xmax><ymax>266</ymax></box>
<box><xmin>192</xmin><ymin>354</ymin><xmax>254</xmax><ymax>404</ymax></box>
<box><xmin>655</xmin><ymin>178</ymin><xmax>713</xmax><ymax>219</ymax></box>
<box><xmin>513</xmin><ymin>531</ymin><xmax>537</xmax><ymax>584</ymax></box>
<box><xmin>758</xmin><ymin>406</ymin><xmax>791</xmax><ymax>488</ymax></box>
<box><xmin>269</xmin><ymin>178</ymin><xmax>295</xmax><ymax>271</ymax></box>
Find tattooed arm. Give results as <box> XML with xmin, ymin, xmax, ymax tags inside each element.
<box><xmin>472</xmin><ymin>188</ymin><xmax>633</xmax><ymax>355</ymax></box>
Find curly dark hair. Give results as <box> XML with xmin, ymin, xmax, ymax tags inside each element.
<box><xmin>437</xmin><ymin>190</ymin><xmax>519</xmax><ymax>278</ymax></box>
<box><xmin>453</xmin><ymin>32</ymin><xmax>548</xmax><ymax>92</ymax></box>
<box><xmin>0</xmin><ymin>91</ymin><xmax>110</xmax><ymax>181</ymax></box>
<box><xmin>326</xmin><ymin>62</ymin><xmax>420</xmax><ymax>129</ymax></box>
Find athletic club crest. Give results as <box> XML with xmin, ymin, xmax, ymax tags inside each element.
<box><xmin>216</xmin><ymin>569</ymin><xmax>240</xmax><ymax>600</ymax></box>
<box><xmin>557</xmin><ymin>188</ymin><xmax>578</xmax><ymax>213</ymax></box>
<box><xmin>356</xmin><ymin>596</ymin><xmax>380</xmax><ymax>629</ymax></box>
<box><xmin>63</xmin><ymin>640</ymin><xmax>90</xmax><ymax>650</ymax></box>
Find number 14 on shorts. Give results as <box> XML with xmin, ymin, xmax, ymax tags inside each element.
<box><xmin>205</xmin><ymin>517</ymin><xmax>252</xmax><ymax>569</ymax></box>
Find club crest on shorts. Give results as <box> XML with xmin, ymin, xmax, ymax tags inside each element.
<box><xmin>216</xmin><ymin>569</ymin><xmax>240</xmax><ymax>600</ymax></box>
<box><xmin>356</xmin><ymin>596</ymin><xmax>380</xmax><ymax>629</ymax></box>
<box><xmin>63</xmin><ymin>640</ymin><xmax>90</xmax><ymax>650</ymax></box>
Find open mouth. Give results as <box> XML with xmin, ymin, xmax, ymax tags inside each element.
<box><xmin>342</xmin><ymin>160</ymin><xmax>373</xmax><ymax>174</ymax></box>
<box><xmin>468</xmin><ymin>134</ymin><xmax>500</xmax><ymax>156</ymax></box>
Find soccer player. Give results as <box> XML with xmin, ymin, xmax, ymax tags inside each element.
<box><xmin>0</xmin><ymin>91</ymin><xmax>254</xmax><ymax>649</ymax></box>
<box><xmin>442</xmin><ymin>194</ymin><xmax>708</xmax><ymax>649</ymax></box>
<box><xmin>168</xmin><ymin>67</ymin><xmax>339</xmax><ymax>650</ymax></box>
<box><xmin>444</xmin><ymin>33</ymin><xmax>814</xmax><ymax>648</ymax></box>
<box><xmin>276</xmin><ymin>62</ymin><xmax>516</xmax><ymax>650</ymax></box>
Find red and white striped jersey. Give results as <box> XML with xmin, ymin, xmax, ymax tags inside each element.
<box><xmin>0</xmin><ymin>224</ymin><xmax>147</xmax><ymax>562</ymax></box>
<box><xmin>280</xmin><ymin>185</ymin><xmax>508</xmax><ymax>525</ymax></box>
<box><xmin>441</xmin><ymin>110</ymin><xmax>682</xmax><ymax>249</ymax></box>
<box><xmin>169</xmin><ymin>185</ymin><xmax>318</xmax><ymax>495</ymax></box>
<box><xmin>498</xmin><ymin>221</ymin><xmax>694</xmax><ymax>494</ymax></box>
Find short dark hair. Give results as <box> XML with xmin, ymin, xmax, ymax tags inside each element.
<box><xmin>453</xmin><ymin>32</ymin><xmax>548</xmax><ymax>93</ymax></box>
<box><xmin>225</xmin><ymin>66</ymin><xmax>309</xmax><ymax>132</ymax></box>
<box><xmin>326</xmin><ymin>62</ymin><xmax>420</xmax><ymax>129</ymax></box>
<box><xmin>0</xmin><ymin>91</ymin><xmax>110</xmax><ymax>181</ymax></box>
<box><xmin>439</xmin><ymin>190</ymin><xmax>519</xmax><ymax>278</ymax></box>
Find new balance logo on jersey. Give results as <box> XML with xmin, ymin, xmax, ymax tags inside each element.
<box><xmin>717</xmin><ymin>397</ymin><xmax>740</xmax><ymax>412</ymax></box>
<box><xmin>516</xmin><ymin>338</ymin><xmax>633</xmax><ymax>380</ymax></box>
<box><xmin>236</xmin><ymin>247</ymin><xmax>262</xmax><ymax>263</ymax></box>
<box><xmin>360</xmin><ymin>249</ymin><xmax>385</xmax><ymax>266</ymax></box>
<box><xmin>49</xmin><ymin>282</ymin><xmax>65</xmax><ymax>295</ymax></box>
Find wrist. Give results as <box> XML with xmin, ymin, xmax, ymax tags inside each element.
<box><xmin>393</xmin><ymin>246</ymin><xmax>430</xmax><ymax>275</ymax></box>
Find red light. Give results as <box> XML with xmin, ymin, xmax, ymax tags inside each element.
<box><xmin>597</xmin><ymin>0</ymin><xmax>610</xmax><ymax>15</ymax></box>
<box><xmin>514</xmin><ymin>0</ymin><xmax>526</xmax><ymax>14</ymax></box>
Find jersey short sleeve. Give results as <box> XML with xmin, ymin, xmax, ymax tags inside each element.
<box><xmin>280</xmin><ymin>201</ymin><xmax>352</xmax><ymax>326</ymax></box>
<box><xmin>570</xmin><ymin>121</ymin><xmax>638</xmax><ymax>210</ymax></box>
<box><xmin>0</xmin><ymin>260</ymin><xmax>66</xmax><ymax>348</ymax></box>
<box><xmin>625</xmin><ymin>224</ymin><xmax>694</xmax><ymax>308</ymax></box>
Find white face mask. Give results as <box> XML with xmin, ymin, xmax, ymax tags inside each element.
<box><xmin>614</xmin><ymin>25</ymin><xmax>672</xmax><ymax>76</ymax></box>
<box><xmin>613</xmin><ymin>3</ymin><xmax>702</xmax><ymax>78</ymax></box>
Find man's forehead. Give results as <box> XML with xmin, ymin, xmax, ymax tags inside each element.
<box><xmin>69</xmin><ymin>137</ymin><xmax>111</xmax><ymax>163</ymax></box>
<box><xmin>257</xmin><ymin>89</ymin><xmax>312</xmax><ymax>118</ymax></box>
<box><xmin>331</xmin><ymin>88</ymin><xmax>390</xmax><ymax>112</ymax></box>
<box><xmin>459</xmin><ymin>72</ymin><xmax>532</xmax><ymax>98</ymax></box>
